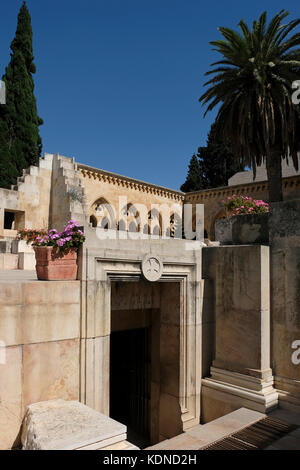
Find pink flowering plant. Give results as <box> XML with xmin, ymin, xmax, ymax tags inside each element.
<box><xmin>17</xmin><ymin>228</ymin><xmax>47</xmax><ymax>244</ymax></box>
<box><xmin>31</xmin><ymin>220</ymin><xmax>85</xmax><ymax>254</ymax></box>
<box><xmin>222</xmin><ymin>195</ymin><xmax>269</xmax><ymax>217</ymax></box>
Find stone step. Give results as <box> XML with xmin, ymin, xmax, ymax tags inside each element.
<box><xmin>62</xmin><ymin>168</ymin><xmax>77</xmax><ymax>179</ymax></box>
<box><xmin>58</xmin><ymin>158</ymin><xmax>75</xmax><ymax>170</ymax></box>
<box><xmin>65</xmin><ymin>177</ymin><xmax>83</xmax><ymax>187</ymax></box>
<box><xmin>146</xmin><ymin>408</ymin><xmax>265</xmax><ymax>451</ymax></box>
<box><xmin>28</xmin><ymin>166</ymin><xmax>39</xmax><ymax>177</ymax></box>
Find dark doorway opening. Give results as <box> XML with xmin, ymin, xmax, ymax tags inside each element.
<box><xmin>110</xmin><ymin>327</ymin><xmax>151</xmax><ymax>448</ymax></box>
<box><xmin>4</xmin><ymin>211</ymin><xmax>15</xmax><ymax>229</ymax></box>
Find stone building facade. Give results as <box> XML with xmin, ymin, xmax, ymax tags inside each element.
<box><xmin>0</xmin><ymin>153</ymin><xmax>299</xmax><ymax>244</ymax></box>
<box><xmin>0</xmin><ymin>153</ymin><xmax>299</xmax><ymax>449</ymax></box>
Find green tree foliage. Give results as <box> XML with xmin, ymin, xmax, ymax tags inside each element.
<box><xmin>181</xmin><ymin>124</ymin><xmax>244</xmax><ymax>192</ymax></box>
<box><xmin>180</xmin><ymin>154</ymin><xmax>203</xmax><ymax>192</ymax></box>
<box><xmin>0</xmin><ymin>2</ymin><xmax>43</xmax><ymax>189</ymax></box>
<box><xmin>200</xmin><ymin>10</ymin><xmax>300</xmax><ymax>202</ymax></box>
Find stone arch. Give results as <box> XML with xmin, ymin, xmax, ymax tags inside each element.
<box><xmin>122</xmin><ymin>202</ymin><xmax>141</xmax><ymax>233</ymax></box>
<box><xmin>91</xmin><ymin>197</ymin><xmax>116</xmax><ymax>229</ymax></box>
<box><xmin>148</xmin><ymin>209</ymin><xmax>162</xmax><ymax>237</ymax></box>
<box><xmin>166</xmin><ymin>212</ymin><xmax>182</xmax><ymax>238</ymax></box>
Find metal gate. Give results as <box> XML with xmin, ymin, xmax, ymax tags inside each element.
<box><xmin>110</xmin><ymin>328</ymin><xmax>151</xmax><ymax>446</ymax></box>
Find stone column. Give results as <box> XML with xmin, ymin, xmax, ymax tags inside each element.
<box><xmin>201</xmin><ymin>245</ymin><xmax>278</xmax><ymax>422</ymax></box>
<box><xmin>80</xmin><ymin>278</ymin><xmax>111</xmax><ymax>415</ymax></box>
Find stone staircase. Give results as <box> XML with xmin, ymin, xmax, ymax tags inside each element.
<box><xmin>55</xmin><ymin>155</ymin><xmax>88</xmax><ymax>229</ymax></box>
<box><xmin>10</xmin><ymin>153</ymin><xmax>53</xmax><ymax>192</ymax></box>
<box><xmin>0</xmin><ymin>153</ymin><xmax>88</xmax><ymax>272</ymax></box>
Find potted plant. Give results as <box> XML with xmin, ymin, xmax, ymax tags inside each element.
<box><xmin>30</xmin><ymin>220</ymin><xmax>85</xmax><ymax>280</ymax></box>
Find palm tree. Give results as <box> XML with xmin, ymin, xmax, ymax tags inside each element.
<box><xmin>200</xmin><ymin>10</ymin><xmax>300</xmax><ymax>202</ymax></box>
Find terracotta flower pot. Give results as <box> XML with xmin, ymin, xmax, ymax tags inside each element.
<box><xmin>33</xmin><ymin>246</ymin><xmax>78</xmax><ymax>280</ymax></box>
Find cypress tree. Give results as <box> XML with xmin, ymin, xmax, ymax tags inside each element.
<box><xmin>0</xmin><ymin>2</ymin><xmax>43</xmax><ymax>189</ymax></box>
<box><xmin>180</xmin><ymin>154</ymin><xmax>203</xmax><ymax>192</ymax></box>
<box><xmin>181</xmin><ymin>124</ymin><xmax>244</xmax><ymax>192</ymax></box>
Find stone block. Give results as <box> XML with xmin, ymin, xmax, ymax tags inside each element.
<box><xmin>208</xmin><ymin>245</ymin><xmax>271</xmax><ymax>374</ymax></box>
<box><xmin>0</xmin><ymin>282</ymin><xmax>22</xmax><ymax>305</ymax></box>
<box><xmin>22</xmin><ymin>339</ymin><xmax>80</xmax><ymax>412</ymax></box>
<box><xmin>22</xmin><ymin>303</ymin><xmax>80</xmax><ymax>345</ymax></box>
<box><xmin>0</xmin><ymin>346</ymin><xmax>22</xmax><ymax>449</ymax></box>
<box><xmin>21</xmin><ymin>399</ymin><xmax>127</xmax><ymax>450</ymax></box>
<box><xmin>0</xmin><ymin>253</ymin><xmax>18</xmax><ymax>270</ymax></box>
<box><xmin>11</xmin><ymin>239</ymin><xmax>34</xmax><ymax>254</ymax></box>
<box><xmin>0</xmin><ymin>305</ymin><xmax>23</xmax><ymax>346</ymax></box>
<box><xmin>85</xmin><ymin>336</ymin><xmax>109</xmax><ymax>414</ymax></box>
<box><xmin>23</xmin><ymin>281</ymin><xmax>80</xmax><ymax>305</ymax></box>
<box><xmin>0</xmin><ymin>241</ymin><xmax>11</xmax><ymax>253</ymax></box>
<box><xmin>215</xmin><ymin>213</ymin><xmax>269</xmax><ymax>245</ymax></box>
<box><xmin>18</xmin><ymin>253</ymin><xmax>35</xmax><ymax>270</ymax></box>
<box><xmin>215</xmin><ymin>218</ymin><xmax>233</xmax><ymax>244</ymax></box>
<box><xmin>86</xmin><ymin>281</ymin><xmax>110</xmax><ymax>338</ymax></box>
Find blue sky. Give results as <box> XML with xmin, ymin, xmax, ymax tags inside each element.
<box><xmin>0</xmin><ymin>1</ymin><xmax>299</xmax><ymax>190</ymax></box>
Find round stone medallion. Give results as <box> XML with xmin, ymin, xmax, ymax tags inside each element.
<box><xmin>141</xmin><ymin>255</ymin><xmax>163</xmax><ymax>282</ymax></box>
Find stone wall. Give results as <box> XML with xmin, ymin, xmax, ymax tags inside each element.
<box><xmin>201</xmin><ymin>245</ymin><xmax>278</xmax><ymax>422</ymax></box>
<box><xmin>269</xmin><ymin>199</ymin><xmax>300</xmax><ymax>409</ymax></box>
<box><xmin>0</xmin><ymin>280</ymin><xmax>81</xmax><ymax>449</ymax></box>
<box><xmin>0</xmin><ymin>154</ymin><xmax>53</xmax><ymax>238</ymax></box>
<box><xmin>78</xmin><ymin>164</ymin><xmax>184</xmax><ymax>234</ymax></box>
<box><xmin>185</xmin><ymin>175</ymin><xmax>300</xmax><ymax>240</ymax></box>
